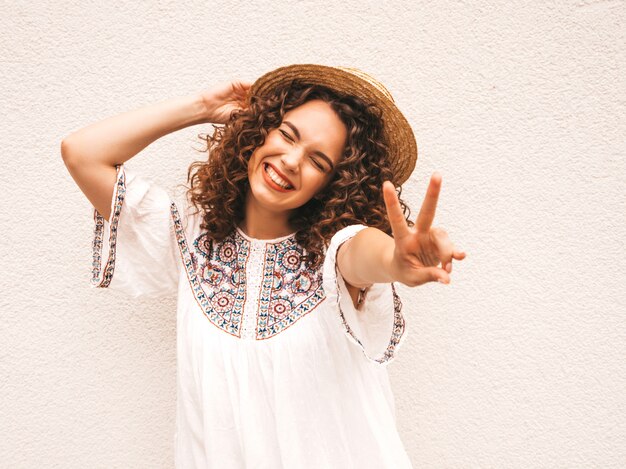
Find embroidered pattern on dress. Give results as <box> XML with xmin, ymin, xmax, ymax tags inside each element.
<box><xmin>194</xmin><ymin>231</ymin><xmax>249</xmax><ymax>336</ymax></box>
<box><xmin>169</xmin><ymin>215</ymin><xmax>325</xmax><ymax>340</ymax></box>
<box><xmin>256</xmin><ymin>240</ymin><xmax>326</xmax><ymax>339</ymax></box>
<box><xmin>327</xmin><ymin>224</ymin><xmax>406</xmax><ymax>365</ymax></box>
<box><xmin>170</xmin><ymin>208</ymin><xmax>246</xmax><ymax>337</ymax></box>
<box><xmin>334</xmin><ymin>274</ymin><xmax>405</xmax><ymax>364</ymax></box>
<box><xmin>91</xmin><ymin>164</ymin><xmax>126</xmax><ymax>288</ymax></box>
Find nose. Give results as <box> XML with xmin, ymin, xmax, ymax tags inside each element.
<box><xmin>280</xmin><ymin>146</ymin><xmax>305</xmax><ymax>175</ymax></box>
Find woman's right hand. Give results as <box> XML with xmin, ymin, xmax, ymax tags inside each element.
<box><xmin>199</xmin><ymin>79</ymin><xmax>253</xmax><ymax>124</ymax></box>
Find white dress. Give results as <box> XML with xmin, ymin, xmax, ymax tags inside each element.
<box><xmin>91</xmin><ymin>163</ymin><xmax>413</xmax><ymax>469</ymax></box>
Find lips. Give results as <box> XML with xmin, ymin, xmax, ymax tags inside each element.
<box><xmin>263</xmin><ymin>163</ymin><xmax>295</xmax><ymax>190</ymax></box>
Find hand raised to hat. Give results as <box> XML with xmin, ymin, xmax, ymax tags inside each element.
<box><xmin>199</xmin><ymin>79</ymin><xmax>253</xmax><ymax>125</ymax></box>
<box><xmin>382</xmin><ymin>173</ymin><xmax>466</xmax><ymax>286</ymax></box>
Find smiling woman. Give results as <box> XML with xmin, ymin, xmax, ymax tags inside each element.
<box><xmin>187</xmin><ymin>78</ymin><xmax>414</xmax><ymax>272</ymax></box>
<box><xmin>242</xmin><ymin>98</ymin><xmax>348</xmax><ymax>230</ymax></box>
<box><xmin>64</xmin><ymin>64</ymin><xmax>442</xmax><ymax>469</ymax></box>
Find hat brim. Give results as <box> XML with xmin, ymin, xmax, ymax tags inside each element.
<box><xmin>250</xmin><ymin>64</ymin><xmax>417</xmax><ymax>186</ymax></box>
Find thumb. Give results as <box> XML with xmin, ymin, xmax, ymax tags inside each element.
<box><xmin>413</xmin><ymin>266</ymin><xmax>450</xmax><ymax>286</ymax></box>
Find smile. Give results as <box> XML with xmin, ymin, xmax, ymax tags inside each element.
<box><xmin>263</xmin><ymin>163</ymin><xmax>295</xmax><ymax>191</ymax></box>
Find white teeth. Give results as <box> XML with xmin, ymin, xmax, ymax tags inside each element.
<box><xmin>265</xmin><ymin>164</ymin><xmax>293</xmax><ymax>189</ymax></box>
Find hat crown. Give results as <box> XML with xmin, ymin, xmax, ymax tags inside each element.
<box><xmin>336</xmin><ymin>66</ymin><xmax>396</xmax><ymax>103</ymax></box>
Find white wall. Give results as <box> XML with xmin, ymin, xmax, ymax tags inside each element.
<box><xmin>2</xmin><ymin>1</ymin><xmax>623</xmax><ymax>467</ymax></box>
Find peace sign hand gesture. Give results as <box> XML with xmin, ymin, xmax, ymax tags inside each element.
<box><xmin>383</xmin><ymin>173</ymin><xmax>466</xmax><ymax>286</ymax></box>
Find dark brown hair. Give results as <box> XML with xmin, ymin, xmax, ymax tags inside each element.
<box><xmin>184</xmin><ymin>80</ymin><xmax>414</xmax><ymax>270</ymax></box>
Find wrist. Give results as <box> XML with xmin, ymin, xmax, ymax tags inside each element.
<box><xmin>192</xmin><ymin>94</ymin><xmax>213</xmax><ymax>124</ymax></box>
<box><xmin>382</xmin><ymin>241</ymin><xmax>397</xmax><ymax>283</ymax></box>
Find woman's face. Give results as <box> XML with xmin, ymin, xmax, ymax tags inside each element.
<box><xmin>247</xmin><ymin>99</ymin><xmax>348</xmax><ymax>211</ymax></box>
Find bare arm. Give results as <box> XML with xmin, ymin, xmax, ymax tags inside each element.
<box><xmin>60</xmin><ymin>94</ymin><xmax>208</xmax><ymax>221</ymax></box>
<box><xmin>340</xmin><ymin>176</ymin><xmax>467</xmax><ymax>294</ymax></box>
<box><xmin>336</xmin><ymin>227</ymin><xmax>395</xmax><ymax>288</ymax></box>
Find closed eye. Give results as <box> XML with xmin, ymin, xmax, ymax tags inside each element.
<box><xmin>311</xmin><ymin>158</ymin><xmax>324</xmax><ymax>170</ymax></box>
<box><xmin>280</xmin><ymin>129</ymin><xmax>326</xmax><ymax>172</ymax></box>
<box><xmin>279</xmin><ymin>129</ymin><xmax>294</xmax><ymax>142</ymax></box>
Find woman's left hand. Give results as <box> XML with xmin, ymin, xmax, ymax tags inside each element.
<box><xmin>382</xmin><ymin>173</ymin><xmax>466</xmax><ymax>286</ymax></box>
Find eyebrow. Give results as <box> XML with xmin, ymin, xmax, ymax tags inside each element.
<box><xmin>283</xmin><ymin>121</ymin><xmax>335</xmax><ymax>171</ymax></box>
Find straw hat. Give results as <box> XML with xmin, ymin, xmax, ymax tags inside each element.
<box><xmin>250</xmin><ymin>64</ymin><xmax>418</xmax><ymax>186</ymax></box>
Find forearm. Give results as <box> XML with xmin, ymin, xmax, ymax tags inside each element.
<box><xmin>61</xmin><ymin>94</ymin><xmax>208</xmax><ymax>167</ymax></box>
<box><xmin>338</xmin><ymin>227</ymin><xmax>396</xmax><ymax>287</ymax></box>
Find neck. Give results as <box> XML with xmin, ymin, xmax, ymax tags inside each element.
<box><xmin>240</xmin><ymin>191</ymin><xmax>296</xmax><ymax>239</ymax></box>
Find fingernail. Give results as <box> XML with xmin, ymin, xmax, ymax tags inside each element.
<box><xmin>438</xmin><ymin>278</ymin><xmax>448</xmax><ymax>284</ymax></box>
<box><xmin>445</xmin><ymin>262</ymin><xmax>452</xmax><ymax>273</ymax></box>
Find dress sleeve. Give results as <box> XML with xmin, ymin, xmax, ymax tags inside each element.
<box><xmin>90</xmin><ymin>163</ymin><xmax>183</xmax><ymax>299</ymax></box>
<box><xmin>322</xmin><ymin>224</ymin><xmax>407</xmax><ymax>366</ymax></box>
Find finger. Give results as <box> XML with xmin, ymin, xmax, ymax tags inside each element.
<box><xmin>382</xmin><ymin>180</ymin><xmax>411</xmax><ymax>240</ymax></box>
<box><xmin>430</xmin><ymin>228</ymin><xmax>454</xmax><ymax>272</ymax></box>
<box><xmin>452</xmin><ymin>250</ymin><xmax>466</xmax><ymax>261</ymax></box>
<box><xmin>233</xmin><ymin>81</ymin><xmax>253</xmax><ymax>99</ymax></box>
<box><xmin>447</xmin><ymin>242</ymin><xmax>456</xmax><ymax>272</ymax></box>
<box><xmin>416</xmin><ymin>172</ymin><xmax>442</xmax><ymax>233</ymax></box>
<box><xmin>235</xmin><ymin>81</ymin><xmax>253</xmax><ymax>106</ymax></box>
<box><xmin>446</xmin><ymin>248</ymin><xmax>467</xmax><ymax>273</ymax></box>
<box><xmin>410</xmin><ymin>266</ymin><xmax>451</xmax><ymax>286</ymax></box>
<box><xmin>238</xmin><ymin>81</ymin><xmax>253</xmax><ymax>93</ymax></box>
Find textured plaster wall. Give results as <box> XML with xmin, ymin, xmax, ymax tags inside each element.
<box><xmin>1</xmin><ymin>1</ymin><xmax>624</xmax><ymax>468</ymax></box>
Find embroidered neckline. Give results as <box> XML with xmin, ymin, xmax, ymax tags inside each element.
<box><xmin>170</xmin><ymin>218</ymin><xmax>324</xmax><ymax>340</ymax></box>
<box><xmin>235</xmin><ymin>225</ymin><xmax>297</xmax><ymax>244</ymax></box>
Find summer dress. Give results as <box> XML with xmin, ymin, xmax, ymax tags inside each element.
<box><xmin>90</xmin><ymin>163</ymin><xmax>413</xmax><ymax>468</ymax></box>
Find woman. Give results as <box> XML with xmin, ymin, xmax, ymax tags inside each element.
<box><xmin>62</xmin><ymin>64</ymin><xmax>466</xmax><ymax>468</ymax></box>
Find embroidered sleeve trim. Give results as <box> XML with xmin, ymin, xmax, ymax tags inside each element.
<box><xmin>336</xmin><ymin>278</ymin><xmax>407</xmax><ymax>365</ymax></box>
<box><xmin>325</xmin><ymin>224</ymin><xmax>407</xmax><ymax>365</ymax></box>
<box><xmin>91</xmin><ymin>163</ymin><xmax>126</xmax><ymax>288</ymax></box>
